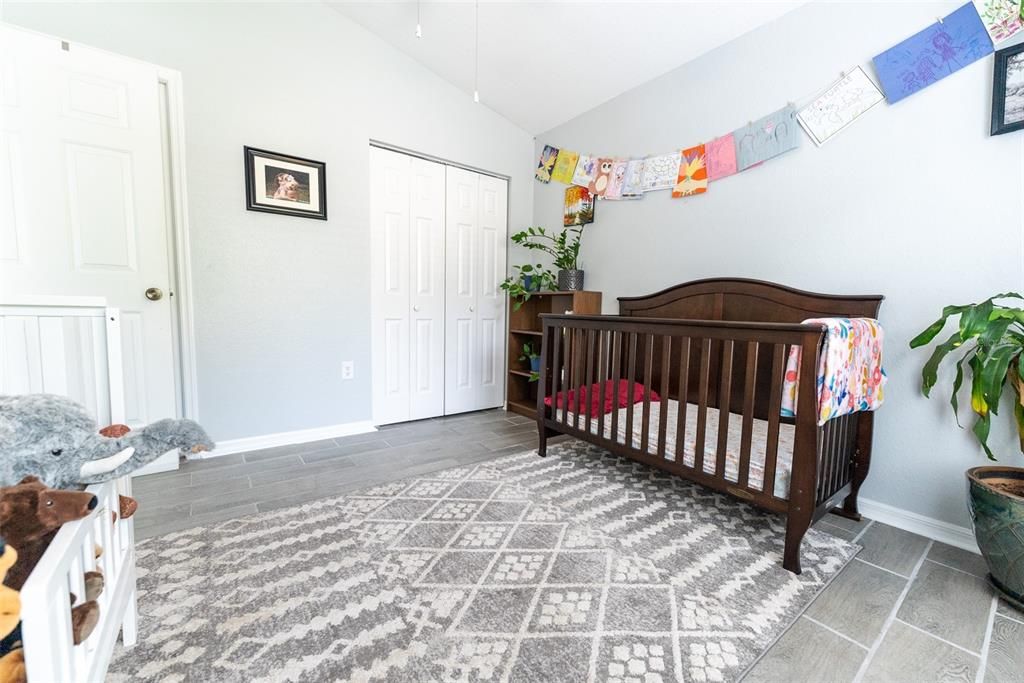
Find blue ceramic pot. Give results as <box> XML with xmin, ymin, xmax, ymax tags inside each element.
<box><xmin>967</xmin><ymin>466</ymin><xmax>1024</xmax><ymax>608</ymax></box>
<box><xmin>522</xmin><ymin>275</ymin><xmax>535</xmax><ymax>292</ymax></box>
<box><xmin>530</xmin><ymin>357</ymin><xmax>541</xmax><ymax>373</ymax></box>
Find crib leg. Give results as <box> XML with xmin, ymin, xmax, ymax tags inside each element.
<box><xmin>537</xmin><ymin>425</ymin><xmax>558</xmax><ymax>457</ymax></box>
<box><xmin>121</xmin><ymin>584</ymin><xmax>138</xmax><ymax>648</ymax></box>
<box><xmin>783</xmin><ymin>511</ymin><xmax>812</xmax><ymax>575</ymax></box>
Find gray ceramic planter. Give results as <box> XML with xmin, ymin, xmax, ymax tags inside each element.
<box><xmin>558</xmin><ymin>269</ymin><xmax>584</xmax><ymax>291</ymax></box>
<box><xmin>967</xmin><ymin>466</ymin><xmax>1024</xmax><ymax>608</ymax></box>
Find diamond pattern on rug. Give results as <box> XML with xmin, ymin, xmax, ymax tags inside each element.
<box><xmin>107</xmin><ymin>441</ymin><xmax>857</xmax><ymax>682</ymax></box>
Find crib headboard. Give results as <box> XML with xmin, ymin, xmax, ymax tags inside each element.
<box><xmin>617</xmin><ymin>278</ymin><xmax>883</xmax><ymax>323</ymax></box>
<box><xmin>616</xmin><ymin>279</ymin><xmax>883</xmax><ymax>416</ymax></box>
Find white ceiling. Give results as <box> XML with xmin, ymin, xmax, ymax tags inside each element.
<box><xmin>328</xmin><ymin>1</ymin><xmax>804</xmax><ymax>133</ymax></box>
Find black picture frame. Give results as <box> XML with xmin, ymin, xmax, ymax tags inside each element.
<box><xmin>244</xmin><ymin>146</ymin><xmax>327</xmax><ymax>220</ymax></box>
<box><xmin>991</xmin><ymin>43</ymin><xmax>1024</xmax><ymax>137</ymax></box>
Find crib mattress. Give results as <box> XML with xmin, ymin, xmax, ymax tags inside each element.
<box><xmin>559</xmin><ymin>399</ymin><xmax>795</xmax><ymax>499</ymax></box>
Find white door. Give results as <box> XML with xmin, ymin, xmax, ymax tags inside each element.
<box><xmin>444</xmin><ymin>167</ymin><xmax>507</xmax><ymax>415</ymax></box>
<box><xmin>0</xmin><ymin>26</ymin><xmax>180</xmax><ymax>471</ymax></box>
<box><xmin>369</xmin><ymin>147</ymin><xmax>446</xmax><ymax>424</ymax></box>
<box><xmin>408</xmin><ymin>158</ymin><xmax>446</xmax><ymax>419</ymax></box>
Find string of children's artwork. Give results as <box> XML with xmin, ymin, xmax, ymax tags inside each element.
<box><xmin>545</xmin><ymin>0</ymin><xmax>1021</xmax><ymax>228</ymax></box>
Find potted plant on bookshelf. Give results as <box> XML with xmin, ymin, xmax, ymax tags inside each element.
<box><xmin>519</xmin><ymin>342</ymin><xmax>541</xmax><ymax>382</ymax></box>
<box><xmin>510</xmin><ymin>226</ymin><xmax>586</xmax><ymax>291</ymax></box>
<box><xmin>910</xmin><ymin>293</ymin><xmax>1024</xmax><ymax>608</ymax></box>
<box><xmin>499</xmin><ymin>264</ymin><xmax>557</xmax><ymax>311</ymax></box>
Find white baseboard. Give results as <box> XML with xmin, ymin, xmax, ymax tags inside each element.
<box><xmin>859</xmin><ymin>497</ymin><xmax>979</xmax><ymax>554</ymax></box>
<box><xmin>198</xmin><ymin>420</ymin><xmax>378</xmax><ymax>458</ymax></box>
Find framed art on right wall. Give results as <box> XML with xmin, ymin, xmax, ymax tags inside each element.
<box><xmin>992</xmin><ymin>42</ymin><xmax>1024</xmax><ymax>136</ymax></box>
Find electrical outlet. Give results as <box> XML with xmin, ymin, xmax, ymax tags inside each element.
<box><xmin>341</xmin><ymin>361</ymin><xmax>354</xmax><ymax>380</ymax></box>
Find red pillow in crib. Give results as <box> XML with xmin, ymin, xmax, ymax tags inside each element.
<box><xmin>544</xmin><ymin>380</ymin><xmax>659</xmax><ymax>418</ymax></box>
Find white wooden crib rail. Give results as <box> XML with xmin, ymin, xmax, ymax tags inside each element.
<box><xmin>20</xmin><ymin>478</ymin><xmax>138</xmax><ymax>683</ymax></box>
<box><xmin>1</xmin><ymin>297</ymin><xmax>138</xmax><ymax>682</ymax></box>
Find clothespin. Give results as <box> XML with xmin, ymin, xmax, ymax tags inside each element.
<box><xmin>937</xmin><ymin>15</ymin><xmax>943</xmax><ymax>24</ymax></box>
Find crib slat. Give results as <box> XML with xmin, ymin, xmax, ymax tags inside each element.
<box><xmin>574</xmin><ymin>329</ymin><xmax>586</xmax><ymax>431</ymax></box>
<box><xmin>610</xmin><ymin>330</ymin><xmax>622</xmax><ymax>442</ymax></box>
<box><xmin>738</xmin><ymin>341</ymin><xmax>758</xmax><ymax>488</ymax></box>
<box><xmin>764</xmin><ymin>343</ymin><xmax>786</xmax><ymax>497</ymax></box>
<box><xmin>694</xmin><ymin>338</ymin><xmax>712</xmax><ymax>474</ymax></box>
<box><xmin>715</xmin><ymin>339</ymin><xmax>734</xmax><ymax>478</ymax></box>
<box><xmin>657</xmin><ymin>336</ymin><xmax>671</xmax><ymax>460</ymax></box>
<box><xmin>675</xmin><ymin>337</ymin><xmax>691</xmax><ymax>465</ymax></box>
<box><xmin>550</xmin><ymin>324</ymin><xmax>562</xmax><ymax>425</ymax></box>
<box><xmin>595</xmin><ymin>330</ymin><xmax>606</xmax><ymax>439</ymax></box>
<box><xmin>584</xmin><ymin>329</ymin><xmax>595</xmax><ymax>435</ymax></box>
<box><xmin>625</xmin><ymin>332</ymin><xmax>638</xmax><ymax>449</ymax></box>
<box><xmin>640</xmin><ymin>334</ymin><xmax>654</xmax><ymax>454</ymax></box>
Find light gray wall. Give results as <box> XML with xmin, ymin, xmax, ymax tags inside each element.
<box><xmin>533</xmin><ymin>0</ymin><xmax>1024</xmax><ymax>528</ymax></box>
<box><xmin>5</xmin><ymin>2</ymin><xmax>535</xmax><ymax>441</ymax></box>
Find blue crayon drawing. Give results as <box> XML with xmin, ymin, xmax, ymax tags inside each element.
<box><xmin>872</xmin><ymin>2</ymin><xmax>993</xmax><ymax>104</ymax></box>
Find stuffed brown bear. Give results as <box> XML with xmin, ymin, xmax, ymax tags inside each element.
<box><xmin>0</xmin><ymin>477</ymin><xmax>101</xmax><ymax>645</ymax></box>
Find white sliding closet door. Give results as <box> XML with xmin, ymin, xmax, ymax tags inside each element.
<box><xmin>444</xmin><ymin>167</ymin><xmax>507</xmax><ymax>415</ymax></box>
<box><xmin>371</xmin><ymin>148</ymin><xmax>507</xmax><ymax>424</ymax></box>
<box><xmin>408</xmin><ymin>158</ymin><xmax>446</xmax><ymax>419</ymax></box>
<box><xmin>370</xmin><ymin>147</ymin><xmax>445</xmax><ymax>424</ymax></box>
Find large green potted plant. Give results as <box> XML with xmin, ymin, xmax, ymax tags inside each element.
<box><xmin>511</xmin><ymin>226</ymin><xmax>586</xmax><ymax>291</ymax></box>
<box><xmin>910</xmin><ymin>293</ymin><xmax>1024</xmax><ymax>608</ymax></box>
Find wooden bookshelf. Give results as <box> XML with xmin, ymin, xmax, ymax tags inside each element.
<box><xmin>507</xmin><ymin>290</ymin><xmax>602</xmax><ymax>418</ymax></box>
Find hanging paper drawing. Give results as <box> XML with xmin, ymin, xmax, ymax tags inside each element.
<box><xmin>972</xmin><ymin>0</ymin><xmax>1024</xmax><ymax>44</ymax></box>
<box><xmin>797</xmin><ymin>66</ymin><xmax>885</xmax><ymax>146</ymax></box>
<box><xmin>551</xmin><ymin>149</ymin><xmax>580</xmax><ymax>184</ymax></box>
<box><xmin>640</xmin><ymin>152</ymin><xmax>681</xmax><ymax>192</ymax></box>
<box><xmin>872</xmin><ymin>3</ymin><xmax>993</xmax><ymax>104</ymax></box>
<box><xmin>571</xmin><ymin>154</ymin><xmax>597</xmax><ymax>188</ymax></box>
<box><xmin>603</xmin><ymin>159</ymin><xmax>630</xmax><ymax>199</ymax></box>
<box><xmin>734</xmin><ymin>105</ymin><xmax>801</xmax><ymax>171</ymax></box>
<box><xmin>589</xmin><ymin>158</ymin><xmax>615</xmax><ymax>197</ymax></box>
<box><xmin>621</xmin><ymin>158</ymin><xmax>646</xmax><ymax>197</ymax></box>
<box><xmin>706</xmin><ymin>135</ymin><xmax>738</xmax><ymax>180</ymax></box>
<box><xmin>672</xmin><ymin>145</ymin><xmax>708</xmax><ymax>198</ymax></box>
<box><xmin>564</xmin><ymin>186</ymin><xmax>596</xmax><ymax>227</ymax></box>
<box><xmin>535</xmin><ymin>144</ymin><xmax>559</xmax><ymax>183</ymax></box>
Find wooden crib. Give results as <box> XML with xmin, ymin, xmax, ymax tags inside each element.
<box><xmin>535</xmin><ymin>278</ymin><xmax>883</xmax><ymax>573</ymax></box>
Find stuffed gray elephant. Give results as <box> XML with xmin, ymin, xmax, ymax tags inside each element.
<box><xmin>0</xmin><ymin>394</ymin><xmax>215</xmax><ymax>488</ymax></box>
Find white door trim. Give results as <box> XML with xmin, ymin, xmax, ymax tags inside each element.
<box><xmin>157</xmin><ymin>67</ymin><xmax>200</xmax><ymax>422</ymax></box>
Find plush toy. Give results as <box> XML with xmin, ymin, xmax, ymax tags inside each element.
<box><xmin>0</xmin><ymin>477</ymin><xmax>102</xmax><ymax>645</ymax></box>
<box><xmin>0</xmin><ymin>394</ymin><xmax>214</xmax><ymax>489</ymax></box>
<box><xmin>0</xmin><ymin>540</ymin><xmax>23</xmax><ymax>683</ymax></box>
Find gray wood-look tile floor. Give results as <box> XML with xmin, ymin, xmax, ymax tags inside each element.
<box><xmin>131</xmin><ymin>408</ymin><xmax>1024</xmax><ymax>682</ymax></box>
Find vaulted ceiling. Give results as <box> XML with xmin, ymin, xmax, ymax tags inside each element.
<box><xmin>328</xmin><ymin>1</ymin><xmax>804</xmax><ymax>133</ymax></box>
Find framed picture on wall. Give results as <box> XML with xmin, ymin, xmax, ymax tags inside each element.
<box><xmin>563</xmin><ymin>185</ymin><xmax>595</xmax><ymax>227</ymax></box>
<box><xmin>244</xmin><ymin>146</ymin><xmax>327</xmax><ymax>219</ymax></box>
<box><xmin>991</xmin><ymin>43</ymin><xmax>1024</xmax><ymax>136</ymax></box>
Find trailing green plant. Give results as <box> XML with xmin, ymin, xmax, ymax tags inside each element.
<box><xmin>518</xmin><ymin>342</ymin><xmax>539</xmax><ymax>362</ymax></box>
<box><xmin>910</xmin><ymin>292</ymin><xmax>1024</xmax><ymax>459</ymax></box>
<box><xmin>511</xmin><ymin>226</ymin><xmax>585</xmax><ymax>272</ymax></box>
<box><xmin>519</xmin><ymin>342</ymin><xmax>541</xmax><ymax>383</ymax></box>
<box><xmin>499</xmin><ymin>263</ymin><xmax>556</xmax><ymax>311</ymax></box>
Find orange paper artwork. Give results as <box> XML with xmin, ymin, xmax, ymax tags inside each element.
<box><xmin>672</xmin><ymin>145</ymin><xmax>708</xmax><ymax>198</ymax></box>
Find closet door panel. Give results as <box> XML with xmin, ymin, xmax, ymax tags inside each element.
<box><xmin>444</xmin><ymin>167</ymin><xmax>479</xmax><ymax>414</ymax></box>
<box><xmin>477</xmin><ymin>174</ymin><xmax>508</xmax><ymax>407</ymax></box>
<box><xmin>408</xmin><ymin>158</ymin><xmax>446</xmax><ymax>420</ymax></box>
<box><xmin>370</xmin><ymin>147</ymin><xmax>411</xmax><ymax>425</ymax></box>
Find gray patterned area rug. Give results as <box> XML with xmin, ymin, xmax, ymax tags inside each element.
<box><xmin>108</xmin><ymin>441</ymin><xmax>856</xmax><ymax>682</ymax></box>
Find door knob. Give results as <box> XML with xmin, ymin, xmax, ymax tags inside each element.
<box><xmin>145</xmin><ymin>287</ymin><xmax>163</xmax><ymax>301</ymax></box>
<box><xmin>413</xmin><ymin>305</ymin><xmax>420</xmax><ymax>312</ymax></box>
<box><xmin>469</xmin><ymin>306</ymin><xmax>475</xmax><ymax>312</ymax></box>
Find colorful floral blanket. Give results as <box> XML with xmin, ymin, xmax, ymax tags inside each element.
<box><xmin>781</xmin><ymin>318</ymin><xmax>885</xmax><ymax>425</ymax></box>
